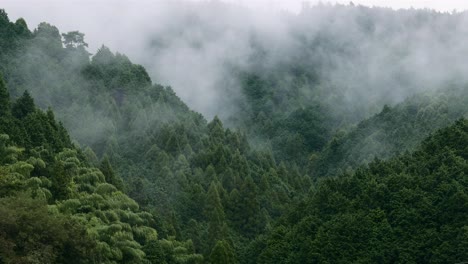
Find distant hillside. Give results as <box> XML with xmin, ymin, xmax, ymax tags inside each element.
<box><xmin>313</xmin><ymin>87</ymin><xmax>468</xmax><ymax>177</ymax></box>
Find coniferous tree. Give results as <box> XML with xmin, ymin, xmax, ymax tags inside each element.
<box><xmin>0</xmin><ymin>74</ymin><xmax>10</xmax><ymax>117</ymax></box>
<box><xmin>12</xmin><ymin>90</ymin><xmax>35</xmax><ymax>119</ymax></box>
<box><xmin>50</xmin><ymin>160</ymin><xmax>70</xmax><ymax>200</ymax></box>
<box><xmin>210</xmin><ymin>240</ymin><xmax>236</xmax><ymax>264</ymax></box>
<box><xmin>239</xmin><ymin>176</ymin><xmax>262</xmax><ymax>237</ymax></box>
<box><xmin>205</xmin><ymin>181</ymin><xmax>226</xmax><ymax>250</ymax></box>
<box><xmin>99</xmin><ymin>155</ymin><xmax>124</xmax><ymax>191</ymax></box>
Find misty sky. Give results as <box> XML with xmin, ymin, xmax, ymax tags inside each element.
<box><xmin>1</xmin><ymin>0</ymin><xmax>467</xmax><ymax>52</ymax></box>
<box><xmin>2</xmin><ymin>0</ymin><xmax>468</xmax><ymax>118</ymax></box>
<box><xmin>3</xmin><ymin>0</ymin><xmax>468</xmax><ymax>28</ymax></box>
<box><xmin>225</xmin><ymin>0</ymin><xmax>468</xmax><ymax>13</ymax></box>
<box><xmin>4</xmin><ymin>0</ymin><xmax>468</xmax><ymax>18</ymax></box>
<box><xmin>2</xmin><ymin>0</ymin><xmax>468</xmax><ymax>53</ymax></box>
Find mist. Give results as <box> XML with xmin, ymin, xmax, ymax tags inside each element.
<box><xmin>3</xmin><ymin>0</ymin><xmax>468</xmax><ymax>122</ymax></box>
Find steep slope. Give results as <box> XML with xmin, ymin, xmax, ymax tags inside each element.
<box><xmin>247</xmin><ymin>119</ymin><xmax>468</xmax><ymax>263</ymax></box>
<box><xmin>0</xmin><ymin>10</ymin><xmax>308</xmax><ymax>260</ymax></box>
<box><xmin>144</xmin><ymin>3</ymin><xmax>468</xmax><ymax>164</ymax></box>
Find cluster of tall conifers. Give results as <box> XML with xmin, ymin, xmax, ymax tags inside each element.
<box><xmin>0</xmin><ymin>5</ymin><xmax>467</xmax><ymax>264</ymax></box>
<box><xmin>246</xmin><ymin>119</ymin><xmax>468</xmax><ymax>263</ymax></box>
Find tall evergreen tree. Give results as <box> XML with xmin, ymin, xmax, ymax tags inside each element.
<box><xmin>0</xmin><ymin>73</ymin><xmax>10</xmax><ymax>117</ymax></box>
<box><xmin>210</xmin><ymin>240</ymin><xmax>236</xmax><ymax>264</ymax></box>
<box><xmin>50</xmin><ymin>160</ymin><xmax>70</xmax><ymax>200</ymax></box>
<box><xmin>205</xmin><ymin>181</ymin><xmax>227</xmax><ymax>250</ymax></box>
<box><xmin>12</xmin><ymin>90</ymin><xmax>35</xmax><ymax>119</ymax></box>
<box><xmin>99</xmin><ymin>155</ymin><xmax>124</xmax><ymax>191</ymax></box>
<box><xmin>239</xmin><ymin>176</ymin><xmax>262</xmax><ymax>237</ymax></box>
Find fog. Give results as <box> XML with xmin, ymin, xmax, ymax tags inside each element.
<box><xmin>3</xmin><ymin>0</ymin><xmax>468</xmax><ymax>121</ymax></box>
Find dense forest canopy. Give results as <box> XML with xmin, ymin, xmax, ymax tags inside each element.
<box><xmin>0</xmin><ymin>2</ymin><xmax>467</xmax><ymax>263</ymax></box>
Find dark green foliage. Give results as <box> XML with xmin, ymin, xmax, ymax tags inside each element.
<box><xmin>0</xmin><ymin>76</ymin><xmax>72</xmax><ymax>152</ymax></box>
<box><xmin>0</xmin><ymin>73</ymin><xmax>10</xmax><ymax>117</ymax></box>
<box><xmin>83</xmin><ymin>45</ymin><xmax>151</xmax><ymax>92</ymax></box>
<box><xmin>250</xmin><ymin>120</ymin><xmax>468</xmax><ymax>263</ymax></box>
<box><xmin>205</xmin><ymin>182</ymin><xmax>227</xmax><ymax>247</ymax></box>
<box><xmin>50</xmin><ymin>159</ymin><xmax>71</xmax><ymax>199</ymax></box>
<box><xmin>33</xmin><ymin>22</ymin><xmax>64</xmax><ymax>60</ymax></box>
<box><xmin>100</xmin><ymin>155</ymin><xmax>124</xmax><ymax>191</ymax></box>
<box><xmin>236</xmin><ymin>73</ymin><xmax>332</xmax><ymax>164</ymax></box>
<box><xmin>0</xmin><ymin>10</ymin><xmax>31</xmax><ymax>74</ymax></box>
<box><xmin>314</xmin><ymin>87</ymin><xmax>468</xmax><ymax>177</ymax></box>
<box><xmin>210</xmin><ymin>240</ymin><xmax>236</xmax><ymax>264</ymax></box>
<box><xmin>235</xmin><ymin>176</ymin><xmax>262</xmax><ymax>237</ymax></box>
<box><xmin>12</xmin><ymin>90</ymin><xmax>35</xmax><ymax>119</ymax></box>
<box><xmin>62</xmin><ymin>31</ymin><xmax>88</xmax><ymax>49</ymax></box>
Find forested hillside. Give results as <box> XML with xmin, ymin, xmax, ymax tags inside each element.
<box><xmin>0</xmin><ymin>3</ymin><xmax>467</xmax><ymax>264</ymax></box>
<box><xmin>246</xmin><ymin>119</ymin><xmax>468</xmax><ymax>263</ymax></box>
<box><xmin>0</xmin><ymin>75</ymin><xmax>201</xmax><ymax>263</ymax></box>
<box><xmin>313</xmin><ymin>86</ymin><xmax>468</xmax><ymax>177</ymax></box>
<box><xmin>0</xmin><ymin>9</ymin><xmax>307</xmax><ymax>262</ymax></box>
<box><xmin>136</xmin><ymin>3</ymin><xmax>468</xmax><ymax>166</ymax></box>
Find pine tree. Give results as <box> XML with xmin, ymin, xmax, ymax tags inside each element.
<box><xmin>165</xmin><ymin>134</ymin><xmax>180</xmax><ymax>154</ymax></box>
<box><xmin>50</xmin><ymin>160</ymin><xmax>70</xmax><ymax>200</ymax></box>
<box><xmin>227</xmin><ymin>188</ymin><xmax>242</xmax><ymax>228</ymax></box>
<box><xmin>208</xmin><ymin>116</ymin><xmax>225</xmax><ymax>142</ymax></box>
<box><xmin>92</xmin><ymin>45</ymin><xmax>115</xmax><ymax>65</ymax></box>
<box><xmin>12</xmin><ymin>90</ymin><xmax>35</xmax><ymax>119</ymax></box>
<box><xmin>99</xmin><ymin>155</ymin><xmax>124</xmax><ymax>191</ymax></box>
<box><xmin>205</xmin><ymin>164</ymin><xmax>217</xmax><ymax>186</ymax></box>
<box><xmin>0</xmin><ymin>73</ymin><xmax>11</xmax><ymax>117</ymax></box>
<box><xmin>205</xmin><ymin>181</ymin><xmax>226</xmax><ymax>249</ymax></box>
<box><xmin>216</xmin><ymin>155</ymin><xmax>228</xmax><ymax>174</ymax></box>
<box><xmin>142</xmin><ymin>239</ymin><xmax>165</xmax><ymax>264</ymax></box>
<box><xmin>182</xmin><ymin>183</ymin><xmax>205</xmax><ymax>222</ymax></box>
<box><xmin>83</xmin><ymin>146</ymin><xmax>99</xmax><ymax>166</ymax></box>
<box><xmin>209</xmin><ymin>240</ymin><xmax>236</xmax><ymax>264</ymax></box>
<box><xmin>239</xmin><ymin>176</ymin><xmax>262</xmax><ymax>237</ymax></box>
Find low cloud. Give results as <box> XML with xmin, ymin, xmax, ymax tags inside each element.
<box><xmin>3</xmin><ymin>1</ymin><xmax>468</xmax><ymax>121</ymax></box>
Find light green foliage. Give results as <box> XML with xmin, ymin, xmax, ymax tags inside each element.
<box><xmin>0</xmin><ymin>71</ymin><xmax>198</xmax><ymax>263</ymax></box>
<box><xmin>144</xmin><ymin>237</ymin><xmax>203</xmax><ymax>264</ymax></box>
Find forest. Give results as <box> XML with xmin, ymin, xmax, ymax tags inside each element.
<box><xmin>0</xmin><ymin>2</ymin><xmax>467</xmax><ymax>264</ymax></box>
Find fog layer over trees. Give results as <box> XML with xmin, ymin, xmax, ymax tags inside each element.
<box><xmin>0</xmin><ymin>2</ymin><xmax>467</xmax><ymax>263</ymax></box>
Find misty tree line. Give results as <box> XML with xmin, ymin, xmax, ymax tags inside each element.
<box><xmin>0</xmin><ymin>4</ymin><xmax>468</xmax><ymax>264</ymax></box>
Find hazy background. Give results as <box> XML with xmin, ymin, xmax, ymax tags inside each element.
<box><xmin>2</xmin><ymin>0</ymin><xmax>468</xmax><ymax>118</ymax></box>
<box><xmin>3</xmin><ymin>1</ymin><xmax>468</xmax><ymax>52</ymax></box>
